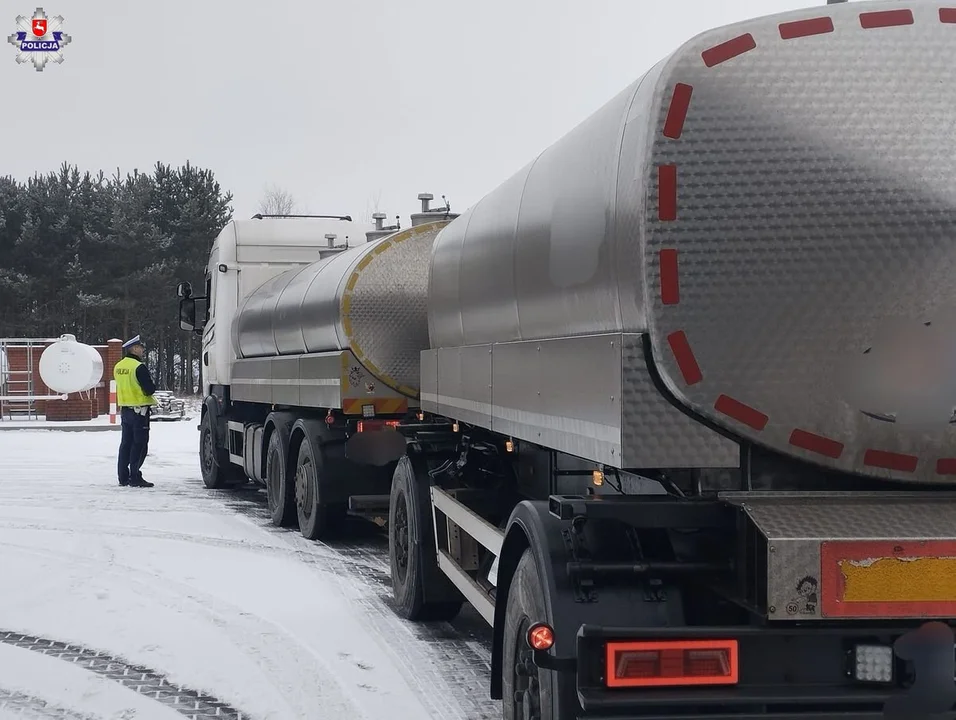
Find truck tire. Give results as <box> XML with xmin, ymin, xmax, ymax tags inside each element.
<box><xmin>265</xmin><ymin>419</ymin><xmax>296</xmax><ymax>527</ymax></box>
<box><xmin>389</xmin><ymin>453</ymin><xmax>463</xmax><ymax>622</ymax></box>
<box><xmin>502</xmin><ymin>548</ymin><xmax>555</xmax><ymax>720</ymax></box>
<box><xmin>294</xmin><ymin>426</ymin><xmax>338</xmax><ymax>540</ymax></box>
<box><xmin>200</xmin><ymin>408</ymin><xmax>245</xmax><ymax>489</ymax></box>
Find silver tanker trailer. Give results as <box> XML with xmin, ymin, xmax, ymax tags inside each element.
<box><xmin>178</xmin><ymin>0</ymin><xmax>956</xmax><ymax>717</ymax></box>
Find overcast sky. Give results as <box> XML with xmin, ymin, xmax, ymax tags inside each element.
<box><xmin>2</xmin><ymin>0</ymin><xmax>813</xmax><ymax>225</ymax></box>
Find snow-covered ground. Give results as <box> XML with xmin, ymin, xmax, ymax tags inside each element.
<box><xmin>0</xmin><ymin>415</ymin><xmax>497</xmax><ymax>720</ymax></box>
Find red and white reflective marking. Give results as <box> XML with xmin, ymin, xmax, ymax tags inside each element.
<box><xmin>701</xmin><ymin>33</ymin><xmax>756</xmax><ymax>67</ymax></box>
<box><xmin>109</xmin><ymin>380</ymin><xmax>117</xmax><ymax>425</ymax></box>
<box><xmin>655</xmin><ymin>6</ymin><xmax>950</xmax><ymax>474</ymax></box>
<box><xmin>859</xmin><ymin>9</ymin><xmax>913</xmax><ymax>28</ymax></box>
<box><xmin>779</xmin><ymin>17</ymin><xmax>834</xmax><ymax>39</ymax></box>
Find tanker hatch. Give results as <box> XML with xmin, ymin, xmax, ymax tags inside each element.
<box><xmin>365</xmin><ymin>212</ymin><xmax>401</xmax><ymax>243</ymax></box>
<box><xmin>410</xmin><ymin>192</ymin><xmax>459</xmax><ymax>227</ymax></box>
<box><xmin>319</xmin><ymin>233</ymin><xmax>348</xmax><ymax>258</ymax></box>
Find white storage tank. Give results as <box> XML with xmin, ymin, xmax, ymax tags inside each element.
<box><xmin>38</xmin><ymin>334</ymin><xmax>104</xmax><ymax>395</ymax></box>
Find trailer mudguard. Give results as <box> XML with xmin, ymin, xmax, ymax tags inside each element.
<box><xmin>490</xmin><ymin>500</ymin><xmax>685</xmax><ymax>702</ymax></box>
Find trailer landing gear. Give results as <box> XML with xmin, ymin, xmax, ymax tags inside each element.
<box><xmin>389</xmin><ymin>451</ymin><xmax>464</xmax><ymax>621</ymax></box>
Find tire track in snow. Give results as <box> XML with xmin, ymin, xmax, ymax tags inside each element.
<box><xmin>0</xmin><ymin>540</ymin><xmax>359</xmax><ymax>719</ymax></box>
<box><xmin>0</xmin><ymin>639</ymin><xmax>244</xmax><ymax>720</ymax></box>
<box><xmin>0</xmin><ymin>688</ymin><xmax>94</xmax><ymax>720</ymax></box>
<box><xmin>195</xmin><ymin>485</ymin><xmax>499</xmax><ymax>720</ymax></box>
<box><xmin>1</xmin><ymin>466</ymin><xmax>497</xmax><ymax>718</ymax></box>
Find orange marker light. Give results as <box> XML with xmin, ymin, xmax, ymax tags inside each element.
<box><xmin>527</xmin><ymin>623</ymin><xmax>555</xmax><ymax>651</ymax></box>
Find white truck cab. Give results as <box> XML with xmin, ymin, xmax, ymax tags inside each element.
<box><xmin>179</xmin><ymin>214</ymin><xmax>374</xmax><ymax>396</ymax></box>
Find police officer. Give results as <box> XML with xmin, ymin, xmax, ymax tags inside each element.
<box><xmin>114</xmin><ymin>335</ymin><xmax>157</xmax><ymax>487</ymax></box>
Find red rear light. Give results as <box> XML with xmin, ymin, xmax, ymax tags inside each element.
<box><xmin>356</xmin><ymin>420</ymin><xmax>401</xmax><ymax>433</ymax></box>
<box><xmin>605</xmin><ymin>640</ymin><xmax>738</xmax><ymax>688</ymax></box>
<box><xmin>527</xmin><ymin>622</ymin><xmax>554</xmax><ymax>651</ymax></box>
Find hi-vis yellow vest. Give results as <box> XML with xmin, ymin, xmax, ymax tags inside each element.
<box><xmin>114</xmin><ymin>356</ymin><xmax>156</xmax><ymax>407</ymax></box>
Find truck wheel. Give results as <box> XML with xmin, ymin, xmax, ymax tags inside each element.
<box><xmin>502</xmin><ymin>548</ymin><xmax>554</xmax><ymax>720</ymax></box>
<box><xmin>294</xmin><ymin>429</ymin><xmax>336</xmax><ymax>540</ymax></box>
<box><xmin>389</xmin><ymin>453</ymin><xmax>463</xmax><ymax>622</ymax></box>
<box><xmin>265</xmin><ymin>423</ymin><xmax>296</xmax><ymax>527</ymax></box>
<box><xmin>200</xmin><ymin>409</ymin><xmax>244</xmax><ymax>489</ymax></box>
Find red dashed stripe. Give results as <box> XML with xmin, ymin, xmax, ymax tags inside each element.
<box><xmin>714</xmin><ymin>394</ymin><xmax>768</xmax><ymax>431</ymax></box>
<box><xmin>659</xmin><ymin>249</ymin><xmax>679</xmax><ymax>304</ymax></box>
<box><xmin>860</xmin><ymin>9</ymin><xmax>913</xmax><ymax>29</ymax></box>
<box><xmin>668</xmin><ymin>21</ymin><xmax>930</xmax><ymax>475</ymax></box>
<box><xmin>941</xmin><ymin>8</ymin><xmax>956</xmax><ymax>23</ymax></box>
<box><xmin>663</xmin><ymin>83</ymin><xmax>693</xmax><ymax>139</ymax></box>
<box><xmin>863</xmin><ymin>449</ymin><xmax>918</xmax><ymax>473</ymax></box>
<box><xmin>666</xmin><ymin>331</ymin><xmax>702</xmax><ymax>385</ymax></box>
<box><xmin>937</xmin><ymin>458</ymin><xmax>956</xmax><ymax>475</ymax></box>
<box><xmin>779</xmin><ymin>16</ymin><xmax>834</xmax><ymax>39</ymax></box>
<box><xmin>658</xmin><ymin>165</ymin><xmax>677</xmax><ymax>221</ymax></box>
<box><xmin>701</xmin><ymin>33</ymin><xmax>756</xmax><ymax>67</ymax></box>
<box><xmin>789</xmin><ymin>429</ymin><xmax>844</xmax><ymax>459</ymax></box>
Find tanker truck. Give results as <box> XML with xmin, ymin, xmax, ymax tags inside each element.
<box><xmin>179</xmin><ymin>0</ymin><xmax>956</xmax><ymax>716</ymax></box>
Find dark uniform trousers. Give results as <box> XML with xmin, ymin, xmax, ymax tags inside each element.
<box><xmin>118</xmin><ymin>406</ymin><xmax>150</xmax><ymax>485</ymax></box>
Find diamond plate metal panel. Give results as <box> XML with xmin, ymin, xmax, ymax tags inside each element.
<box><xmin>343</xmin><ymin>222</ymin><xmax>447</xmax><ymax>395</ymax></box>
<box><xmin>645</xmin><ymin>1</ymin><xmax>956</xmax><ymax>483</ymax></box>
<box><xmin>620</xmin><ymin>334</ymin><xmax>738</xmax><ymax>468</ymax></box>
<box><xmin>722</xmin><ymin>491</ymin><xmax>956</xmax><ymax>619</ymax></box>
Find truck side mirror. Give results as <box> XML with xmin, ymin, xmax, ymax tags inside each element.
<box><xmin>179</xmin><ymin>297</ymin><xmax>199</xmax><ymax>332</ymax></box>
<box><xmin>177</xmin><ymin>281</ymin><xmax>193</xmax><ymax>299</ymax></box>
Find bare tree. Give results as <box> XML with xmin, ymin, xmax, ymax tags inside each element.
<box><xmin>259</xmin><ymin>184</ymin><xmax>296</xmax><ymax>215</ymax></box>
<box><xmin>363</xmin><ymin>189</ymin><xmax>383</xmax><ymax>224</ymax></box>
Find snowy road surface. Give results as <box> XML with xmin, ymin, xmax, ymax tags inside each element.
<box><xmin>0</xmin><ymin>416</ymin><xmax>497</xmax><ymax>720</ymax></box>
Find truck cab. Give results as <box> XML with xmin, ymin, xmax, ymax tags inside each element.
<box><xmin>178</xmin><ymin>214</ymin><xmax>372</xmax><ymax>396</ymax></box>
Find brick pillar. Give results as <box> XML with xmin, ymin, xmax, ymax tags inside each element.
<box><xmin>33</xmin><ymin>341</ymin><xmax>51</xmax><ymax>416</ymax></box>
<box><xmin>106</xmin><ymin>339</ymin><xmax>123</xmax><ymax>382</ymax></box>
<box><xmin>94</xmin><ymin>345</ymin><xmax>109</xmax><ymax>415</ymax></box>
<box><xmin>106</xmin><ymin>338</ymin><xmax>123</xmax><ymax>419</ymax></box>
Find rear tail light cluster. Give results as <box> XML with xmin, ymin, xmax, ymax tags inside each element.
<box><xmin>356</xmin><ymin>419</ymin><xmax>400</xmax><ymax>433</ymax></box>
<box><xmin>605</xmin><ymin>640</ymin><xmax>739</xmax><ymax>688</ymax></box>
